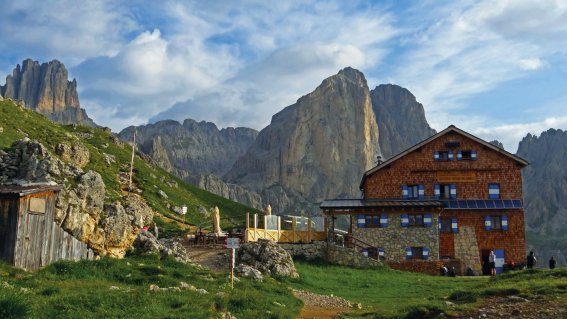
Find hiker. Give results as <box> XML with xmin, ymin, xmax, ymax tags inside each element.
<box><xmin>489</xmin><ymin>250</ymin><xmax>496</xmax><ymax>276</ymax></box>
<box><xmin>549</xmin><ymin>256</ymin><xmax>556</xmax><ymax>269</ymax></box>
<box><xmin>448</xmin><ymin>267</ymin><xmax>456</xmax><ymax>277</ymax></box>
<box><xmin>527</xmin><ymin>250</ymin><xmax>537</xmax><ymax>269</ymax></box>
<box><xmin>440</xmin><ymin>265</ymin><xmax>448</xmax><ymax>276</ymax></box>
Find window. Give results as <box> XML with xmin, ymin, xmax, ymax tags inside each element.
<box><xmin>485</xmin><ymin>215</ymin><xmax>508</xmax><ymax>231</ymax></box>
<box><xmin>439</xmin><ymin>184</ymin><xmax>451</xmax><ymax>199</ymax></box>
<box><xmin>435</xmin><ymin>151</ymin><xmax>453</xmax><ymax>161</ymax></box>
<box><xmin>492</xmin><ymin>216</ymin><xmax>502</xmax><ymax>230</ymax></box>
<box><xmin>458</xmin><ymin>150</ymin><xmax>477</xmax><ymax>160</ymax></box>
<box><xmin>439</xmin><ymin>218</ymin><xmax>452</xmax><ymax>232</ymax></box>
<box><xmin>489</xmin><ymin>183</ymin><xmax>500</xmax><ymax>199</ymax></box>
<box><xmin>461</xmin><ymin>150</ymin><xmax>472</xmax><ymax>160</ymax></box>
<box><xmin>29</xmin><ymin>197</ymin><xmax>46</xmax><ymax>214</ymax></box>
<box><xmin>365</xmin><ymin>215</ymin><xmax>381</xmax><ymax>228</ymax></box>
<box><xmin>407</xmin><ymin>185</ymin><xmax>419</xmax><ymax>199</ymax></box>
<box><xmin>409</xmin><ymin>214</ymin><xmax>424</xmax><ymax>227</ymax></box>
<box><xmin>411</xmin><ymin>247</ymin><xmax>423</xmax><ymax>260</ymax></box>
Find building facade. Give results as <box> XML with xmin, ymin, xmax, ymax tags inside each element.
<box><xmin>321</xmin><ymin>126</ymin><xmax>528</xmax><ymax>275</ymax></box>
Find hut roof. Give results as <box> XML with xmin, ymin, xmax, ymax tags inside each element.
<box><xmin>0</xmin><ymin>183</ymin><xmax>63</xmax><ymax>197</ymax></box>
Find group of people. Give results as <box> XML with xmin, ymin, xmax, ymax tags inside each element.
<box><xmin>526</xmin><ymin>250</ymin><xmax>557</xmax><ymax>269</ymax></box>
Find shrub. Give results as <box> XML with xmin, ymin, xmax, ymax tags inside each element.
<box><xmin>448</xmin><ymin>290</ymin><xmax>477</xmax><ymax>304</ymax></box>
<box><xmin>0</xmin><ymin>290</ymin><xmax>29</xmax><ymax>319</ymax></box>
<box><xmin>404</xmin><ymin>305</ymin><xmax>443</xmax><ymax>319</ymax></box>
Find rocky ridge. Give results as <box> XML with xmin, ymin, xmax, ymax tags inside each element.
<box><xmin>516</xmin><ymin>128</ymin><xmax>567</xmax><ymax>266</ymax></box>
<box><xmin>1</xmin><ymin>59</ymin><xmax>96</xmax><ymax>126</ymax></box>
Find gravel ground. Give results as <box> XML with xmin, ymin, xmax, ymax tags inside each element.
<box><xmin>451</xmin><ymin>295</ymin><xmax>567</xmax><ymax>319</ymax></box>
<box><xmin>293</xmin><ymin>289</ymin><xmax>358</xmax><ymax>319</ymax></box>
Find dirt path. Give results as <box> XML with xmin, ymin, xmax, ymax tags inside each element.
<box><xmin>293</xmin><ymin>290</ymin><xmax>355</xmax><ymax>319</ymax></box>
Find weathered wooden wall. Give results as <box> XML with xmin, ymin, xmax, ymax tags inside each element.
<box><xmin>5</xmin><ymin>191</ymin><xmax>93</xmax><ymax>270</ymax></box>
<box><xmin>0</xmin><ymin>196</ymin><xmax>19</xmax><ymax>264</ymax></box>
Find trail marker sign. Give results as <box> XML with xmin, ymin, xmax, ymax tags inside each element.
<box><xmin>226</xmin><ymin>238</ymin><xmax>240</xmax><ymax>249</ymax></box>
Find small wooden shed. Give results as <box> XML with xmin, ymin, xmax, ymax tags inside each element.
<box><xmin>0</xmin><ymin>184</ymin><xmax>93</xmax><ymax>270</ymax></box>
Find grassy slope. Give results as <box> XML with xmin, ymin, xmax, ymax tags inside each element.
<box><xmin>0</xmin><ymin>256</ymin><xmax>301</xmax><ymax>319</ymax></box>
<box><xmin>284</xmin><ymin>260</ymin><xmax>567</xmax><ymax>318</ymax></box>
<box><xmin>0</xmin><ymin>100</ymin><xmax>261</xmax><ymax>234</ymax></box>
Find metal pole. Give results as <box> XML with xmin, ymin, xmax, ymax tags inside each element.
<box><xmin>231</xmin><ymin>248</ymin><xmax>235</xmax><ymax>289</ymax></box>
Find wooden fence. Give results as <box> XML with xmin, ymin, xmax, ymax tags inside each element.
<box><xmin>245</xmin><ymin>213</ymin><xmax>326</xmax><ymax>243</ymax></box>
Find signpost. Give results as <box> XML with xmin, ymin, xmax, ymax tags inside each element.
<box><xmin>181</xmin><ymin>205</ymin><xmax>187</xmax><ymax>225</ymax></box>
<box><xmin>225</xmin><ymin>237</ymin><xmax>241</xmax><ymax>289</ymax></box>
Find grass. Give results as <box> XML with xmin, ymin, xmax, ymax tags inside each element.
<box><xmin>283</xmin><ymin>259</ymin><xmax>567</xmax><ymax>318</ymax></box>
<box><xmin>0</xmin><ymin>254</ymin><xmax>302</xmax><ymax>319</ymax></box>
<box><xmin>0</xmin><ymin>100</ymin><xmax>262</xmax><ymax>233</ymax></box>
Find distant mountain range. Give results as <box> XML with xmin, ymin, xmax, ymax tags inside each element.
<box><xmin>2</xmin><ymin>58</ymin><xmax>565</xmax><ymax>266</ymax></box>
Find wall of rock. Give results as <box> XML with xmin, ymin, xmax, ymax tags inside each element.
<box><xmin>279</xmin><ymin>241</ymin><xmax>326</xmax><ymax>260</ymax></box>
<box><xmin>326</xmin><ymin>244</ymin><xmax>382</xmax><ymax>268</ymax></box>
<box><xmin>351</xmin><ymin>213</ymin><xmax>440</xmax><ymax>261</ymax></box>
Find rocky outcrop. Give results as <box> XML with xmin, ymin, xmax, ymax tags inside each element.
<box><xmin>0</xmin><ymin>59</ymin><xmax>96</xmax><ymax>126</ymax></box>
<box><xmin>237</xmin><ymin>239</ymin><xmax>298</xmax><ymax>278</ymax></box>
<box><xmin>517</xmin><ymin>129</ymin><xmax>567</xmax><ymax>266</ymax></box>
<box><xmin>118</xmin><ymin>119</ymin><xmax>257</xmax><ymax>177</ymax></box>
<box><xmin>132</xmin><ymin>231</ymin><xmax>191</xmax><ymax>263</ymax></box>
<box><xmin>0</xmin><ymin>138</ymin><xmax>154</xmax><ymax>258</ymax></box>
<box><xmin>489</xmin><ymin>140</ymin><xmax>505</xmax><ymax>149</ymax></box>
<box><xmin>225</xmin><ymin>67</ymin><xmax>379</xmax><ymax>208</ymax></box>
<box><xmin>370</xmin><ymin>84</ymin><xmax>435</xmax><ymax>159</ymax></box>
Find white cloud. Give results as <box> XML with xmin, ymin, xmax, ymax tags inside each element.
<box><xmin>474</xmin><ymin>116</ymin><xmax>567</xmax><ymax>152</ymax></box>
<box><xmin>519</xmin><ymin>58</ymin><xmax>543</xmax><ymax>71</ymax></box>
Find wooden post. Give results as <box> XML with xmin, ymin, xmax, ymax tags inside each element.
<box><xmin>254</xmin><ymin>214</ymin><xmax>257</xmax><ymax>229</ymax></box>
<box><xmin>127</xmin><ymin>130</ymin><xmax>136</xmax><ymax>198</ymax></box>
<box><xmin>277</xmin><ymin>216</ymin><xmax>281</xmax><ymax>242</ymax></box>
<box><xmin>264</xmin><ymin>215</ymin><xmax>267</xmax><ymax>240</ymax></box>
<box><xmin>292</xmin><ymin>217</ymin><xmax>296</xmax><ymax>243</ymax></box>
<box><xmin>245</xmin><ymin>213</ymin><xmax>249</xmax><ymax>243</ymax></box>
<box><xmin>308</xmin><ymin>217</ymin><xmax>312</xmax><ymax>242</ymax></box>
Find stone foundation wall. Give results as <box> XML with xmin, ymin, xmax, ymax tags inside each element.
<box><xmin>387</xmin><ymin>260</ymin><xmax>443</xmax><ymax>275</ymax></box>
<box><xmin>279</xmin><ymin>241</ymin><xmax>326</xmax><ymax>260</ymax></box>
<box><xmin>352</xmin><ymin>212</ymin><xmax>440</xmax><ymax>261</ymax></box>
<box><xmin>327</xmin><ymin>244</ymin><xmax>382</xmax><ymax>268</ymax></box>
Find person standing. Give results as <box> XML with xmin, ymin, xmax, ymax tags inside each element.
<box><xmin>527</xmin><ymin>250</ymin><xmax>537</xmax><ymax>269</ymax></box>
<box><xmin>489</xmin><ymin>250</ymin><xmax>496</xmax><ymax>276</ymax></box>
<box><xmin>549</xmin><ymin>256</ymin><xmax>556</xmax><ymax>269</ymax></box>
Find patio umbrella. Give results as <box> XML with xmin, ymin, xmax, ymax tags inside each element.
<box><xmin>213</xmin><ymin>206</ymin><xmax>222</xmax><ymax>235</ymax></box>
<box><xmin>266</xmin><ymin>204</ymin><xmax>272</xmax><ymax>216</ymax></box>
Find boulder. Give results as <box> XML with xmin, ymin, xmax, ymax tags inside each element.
<box><xmin>234</xmin><ymin>264</ymin><xmax>263</xmax><ymax>281</ymax></box>
<box><xmin>55</xmin><ymin>142</ymin><xmax>90</xmax><ymax>168</ymax></box>
<box><xmin>132</xmin><ymin>231</ymin><xmax>191</xmax><ymax>263</ymax></box>
<box><xmin>237</xmin><ymin>239</ymin><xmax>298</xmax><ymax>278</ymax></box>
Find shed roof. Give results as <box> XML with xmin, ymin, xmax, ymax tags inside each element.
<box><xmin>360</xmin><ymin>125</ymin><xmax>529</xmax><ymax>189</ymax></box>
<box><xmin>0</xmin><ymin>184</ymin><xmax>63</xmax><ymax>196</ymax></box>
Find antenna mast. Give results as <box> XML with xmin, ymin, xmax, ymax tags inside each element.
<box><xmin>128</xmin><ymin>130</ymin><xmax>136</xmax><ymax>198</ymax></box>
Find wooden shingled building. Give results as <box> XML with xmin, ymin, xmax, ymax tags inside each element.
<box><xmin>0</xmin><ymin>184</ymin><xmax>93</xmax><ymax>270</ymax></box>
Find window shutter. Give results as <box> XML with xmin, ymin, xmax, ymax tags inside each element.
<box><xmin>434</xmin><ymin>151</ymin><xmax>440</xmax><ymax>161</ymax></box>
<box><xmin>422</xmin><ymin>247</ymin><xmax>430</xmax><ymax>260</ymax></box>
<box><xmin>357</xmin><ymin>214</ymin><xmax>366</xmax><ymax>228</ymax></box>
<box><xmin>424</xmin><ymin>213</ymin><xmax>432</xmax><ymax>227</ymax></box>
<box><xmin>471</xmin><ymin>150</ymin><xmax>477</xmax><ymax>160</ymax></box>
<box><xmin>402</xmin><ymin>185</ymin><xmax>408</xmax><ymax>199</ymax></box>
<box><xmin>378</xmin><ymin>247</ymin><xmax>385</xmax><ymax>259</ymax></box>
<box><xmin>457</xmin><ymin>151</ymin><xmax>462</xmax><ymax>160</ymax></box>
<box><xmin>401</xmin><ymin>214</ymin><xmax>409</xmax><ymax>227</ymax></box>
<box><xmin>380</xmin><ymin>213</ymin><xmax>389</xmax><ymax>228</ymax></box>
<box><xmin>484</xmin><ymin>216</ymin><xmax>492</xmax><ymax>231</ymax></box>
<box><xmin>434</xmin><ymin>184</ymin><xmax>440</xmax><ymax>199</ymax></box>
<box><xmin>405</xmin><ymin>247</ymin><xmax>412</xmax><ymax>260</ymax></box>
<box><xmin>448</xmin><ymin>152</ymin><xmax>454</xmax><ymax>160</ymax></box>
<box><xmin>450</xmin><ymin>184</ymin><xmax>457</xmax><ymax>199</ymax></box>
<box><xmin>489</xmin><ymin>184</ymin><xmax>500</xmax><ymax>199</ymax></box>
<box><xmin>451</xmin><ymin>217</ymin><xmax>459</xmax><ymax>233</ymax></box>
<box><xmin>418</xmin><ymin>184</ymin><xmax>425</xmax><ymax>199</ymax></box>
<box><xmin>502</xmin><ymin>215</ymin><xmax>508</xmax><ymax>231</ymax></box>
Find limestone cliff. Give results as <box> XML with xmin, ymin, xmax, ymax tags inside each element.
<box><xmin>224</xmin><ymin>67</ymin><xmax>380</xmax><ymax>209</ymax></box>
<box><xmin>370</xmin><ymin>84</ymin><xmax>435</xmax><ymax>159</ymax></box>
<box><xmin>1</xmin><ymin>59</ymin><xmax>96</xmax><ymax>126</ymax></box>
<box><xmin>517</xmin><ymin>128</ymin><xmax>567</xmax><ymax>267</ymax></box>
<box><xmin>119</xmin><ymin>119</ymin><xmax>258</xmax><ymax>177</ymax></box>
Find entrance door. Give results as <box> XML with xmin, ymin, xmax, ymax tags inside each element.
<box><xmin>481</xmin><ymin>250</ymin><xmax>490</xmax><ymax>275</ymax></box>
<box><xmin>494</xmin><ymin>249</ymin><xmax>505</xmax><ymax>274</ymax></box>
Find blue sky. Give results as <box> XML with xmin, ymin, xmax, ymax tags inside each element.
<box><xmin>1</xmin><ymin>0</ymin><xmax>567</xmax><ymax>152</ymax></box>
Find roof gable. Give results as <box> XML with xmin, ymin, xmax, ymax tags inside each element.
<box><xmin>360</xmin><ymin>125</ymin><xmax>529</xmax><ymax>189</ymax></box>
